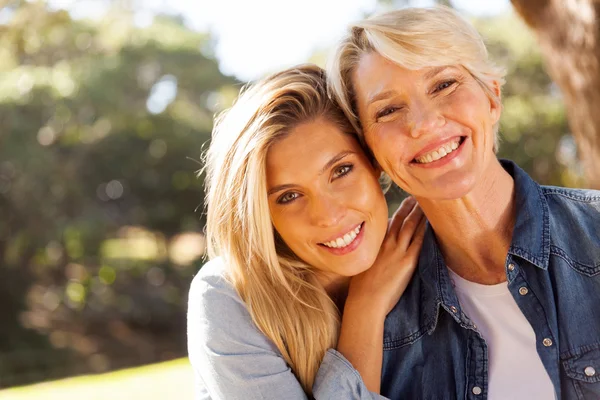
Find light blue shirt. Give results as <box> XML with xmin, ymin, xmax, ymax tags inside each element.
<box><xmin>187</xmin><ymin>259</ymin><xmax>388</xmax><ymax>399</ymax></box>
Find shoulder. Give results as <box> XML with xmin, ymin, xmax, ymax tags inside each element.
<box><xmin>189</xmin><ymin>257</ymin><xmax>235</xmax><ymax>298</ymax></box>
<box><xmin>188</xmin><ymin>257</ymin><xmax>247</xmax><ymax>325</ymax></box>
<box><xmin>541</xmin><ymin>185</ymin><xmax>600</xmax><ymax>228</ymax></box>
<box><xmin>187</xmin><ymin>257</ymin><xmax>280</xmax><ymax>354</ymax></box>
<box><xmin>187</xmin><ymin>264</ymin><xmax>307</xmax><ymax>399</ymax></box>
<box><xmin>541</xmin><ymin>185</ymin><xmax>600</xmax><ymax>205</ymax></box>
<box><xmin>541</xmin><ymin>186</ymin><xmax>600</xmax><ymax>273</ymax></box>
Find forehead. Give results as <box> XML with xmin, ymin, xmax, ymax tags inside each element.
<box><xmin>352</xmin><ymin>53</ymin><xmax>453</xmax><ymax>100</ymax></box>
<box><xmin>266</xmin><ymin>119</ymin><xmax>360</xmax><ymax>182</ymax></box>
<box><xmin>354</xmin><ymin>53</ymin><xmax>404</xmax><ymax>93</ymax></box>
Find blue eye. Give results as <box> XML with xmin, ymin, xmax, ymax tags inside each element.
<box><xmin>277</xmin><ymin>192</ymin><xmax>299</xmax><ymax>204</ymax></box>
<box><xmin>376</xmin><ymin>106</ymin><xmax>399</xmax><ymax>120</ymax></box>
<box><xmin>434</xmin><ymin>80</ymin><xmax>456</xmax><ymax>93</ymax></box>
<box><xmin>333</xmin><ymin>164</ymin><xmax>353</xmax><ymax>179</ymax></box>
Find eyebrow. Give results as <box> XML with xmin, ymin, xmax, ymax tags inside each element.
<box><xmin>320</xmin><ymin>150</ymin><xmax>354</xmax><ymax>175</ymax></box>
<box><xmin>367</xmin><ymin>66</ymin><xmax>453</xmax><ymax>106</ymax></box>
<box><xmin>423</xmin><ymin>66</ymin><xmax>452</xmax><ymax>81</ymax></box>
<box><xmin>267</xmin><ymin>183</ymin><xmax>296</xmax><ymax>196</ymax></box>
<box><xmin>267</xmin><ymin>150</ymin><xmax>355</xmax><ymax>196</ymax></box>
<box><xmin>367</xmin><ymin>89</ymin><xmax>396</xmax><ymax>106</ymax></box>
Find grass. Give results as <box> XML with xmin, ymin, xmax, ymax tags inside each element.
<box><xmin>0</xmin><ymin>358</ymin><xmax>195</xmax><ymax>400</ymax></box>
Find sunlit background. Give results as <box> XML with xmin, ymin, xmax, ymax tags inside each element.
<box><xmin>0</xmin><ymin>0</ymin><xmax>587</xmax><ymax>398</ymax></box>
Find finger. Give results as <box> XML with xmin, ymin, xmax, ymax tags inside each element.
<box><xmin>397</xmin><ymin>204</ymin><xmax>424</xmax><ymax>249</ymax></box>
<box><xmin>387</xmin><ymin>196</ymin><xmax>416</xmax><ymax>236</ymax></box>
<box><xmin>395</xmin><ymin>222</ymin><xmax>424</xmax><ymax>285</ymax></box>
<box><xmin>405</xmin><ymin>218</ymin><xmax>427</xmax><ymax>258</ymax></box>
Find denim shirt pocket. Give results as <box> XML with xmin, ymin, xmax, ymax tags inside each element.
<box><xmin>562</xmin><ymin>343</ymin><xmax>600</xmax><ymax>399</ymax></box>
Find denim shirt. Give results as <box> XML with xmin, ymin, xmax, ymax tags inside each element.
<box><xmin>380</xmin><ymin>160</ymin><xmax>600</xmax><ymax>400</ymax></box>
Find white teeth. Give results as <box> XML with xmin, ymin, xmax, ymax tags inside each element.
<box><xmin>415</xmin><ymin>138</ymin><xmax>461</xmax><ymax>164</ymax></box>
<box><xmin>322</xmin><ymin>224</ymin><xmax>362</xmax><ymax>249</ymax></box>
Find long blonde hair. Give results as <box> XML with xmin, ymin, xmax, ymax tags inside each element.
<box><xmin>327</xmin><ymin>6</ymin><xmax>506</xmax><ymax>151</ymax></box>
<box><xmin>203</xmin><ymin>65</ymin><xmax>355</xmax><ymax>394</ymax></box>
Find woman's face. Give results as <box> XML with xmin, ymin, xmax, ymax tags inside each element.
<box><xmin>352</xmin><ymin>52</ymin><xmax>501</xmax><ymax>200</ymax></box>
<box><xmin>266</xmin><ymin>117</ymin><xmax>388</xmax><ymax>288</ymax></box>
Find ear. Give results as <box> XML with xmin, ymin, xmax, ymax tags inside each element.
<box><xmin>488</xmin><ymin>80</ymin><xmax>502</xmax><ymax>125</ymax></box>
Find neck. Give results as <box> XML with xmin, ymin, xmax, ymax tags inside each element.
<box><xmin>417</xmin><ymin>159</ymin><xmax>516</xmax><ymax>284</ymax></box>
<box><xmin>320</xmin><ymin>274</ymin><xmax>350</xmax><ymax>310</ymax></box>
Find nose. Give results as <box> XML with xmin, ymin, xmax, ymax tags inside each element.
<box><xmin>409</xmin><ymin>101</ymin><xmax>445</xmax><ymax>138</ymax></box>
<box><xmin>309</xmin><ymin>193</ymin><xmax>346</xmax><ymax>228</ymax></box>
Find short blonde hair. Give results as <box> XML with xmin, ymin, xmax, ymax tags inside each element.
<box><xmin>327</xmin><ymin>6</ymin><xmax>506</xmax><ymax>151</ymax></box>
<box><xmin>203</xmin><ymin>64</ymin><xmax>355</xmax><ymax>394</ymax></box>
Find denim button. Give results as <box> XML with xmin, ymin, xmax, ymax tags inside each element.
<box><xmin>585</xmin><ymin>366</ymin><xmax>596</xmax><ymax>377</ymax></box>
<box><xmin>519</xmin><ymin>287</ymin><xmax>528</xmax><ymax>296</ymax></box>
<box><xmin>542</xmin><ymin>338</ymin><xmax>553</xmax><ymax>347</ymax></box>
<box><xmin>508</xmin><ymin>263</ymin><xmax>515</xmax><ymax>271</ymax></box>
<box><xmin>450</xmin><ymin>306</ymin><xmax>458</xmax><ymax>313</ymax></box>
<box><xmin>472</xmin><ymin>386</ymin><xmax>482</xmax><ymax>395</ymax></box>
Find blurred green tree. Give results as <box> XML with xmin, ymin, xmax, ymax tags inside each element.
<box><xmin>0</xmin><ymin>1</ymin><xmax>237</xmax><ymax>386</ymax></box>
<box><xmin>481</xmin><ymin>14</ymin><xmax>578</xmax><ymax>187</ymax></box>
<box><xmin>512</xmin><ymin>0</ymin><xmax>600</xmax><ymax>188</ymax></box>
<box><xmin>0</xmin><ymin>0</ymin><xmax>584</xmax><ymax>389</ymax></box>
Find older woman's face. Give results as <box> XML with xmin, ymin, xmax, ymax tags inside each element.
<box><xmin>352</xmin><ymin>52</ymin><xmax>501</xmax><ymax>200</ymax></box>
<box><xmin>266</xmin><ymin>117</ymin><xmax>388</xmax><ymax>288</ymax></box>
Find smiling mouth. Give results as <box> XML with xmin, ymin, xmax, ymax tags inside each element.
<box><xmin>412</xmin><ymin>136</ymin><xmax>466</xmax><ymax>164</ymax></box>
<box><xmin>319</xmin><ymin>222</ymin><xmax>364</xmax><ymax>249</ymax></box>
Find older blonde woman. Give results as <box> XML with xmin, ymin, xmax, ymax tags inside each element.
<box><xmin>187</xmin><ymin>64</ymin><xmax>425</xmax><ymax>399</ymax></box>
<box><xmin>328</xmin><ymin>6</ymin><xmax>600</xmax><ymax>400</ymax></box>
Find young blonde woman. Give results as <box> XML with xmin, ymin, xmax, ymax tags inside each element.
<box><xmin>187</xmin><ymin>64</ymin><xmax>425</xmax><ymax>399</ymax></box>
<box><xmin>328</xmin><ymin>6</ymin><xmax>600</xmax><ymax>399</ymax></box>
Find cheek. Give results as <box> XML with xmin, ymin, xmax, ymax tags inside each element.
<box><xmin>270</xmin><ymin>209</ymin><xmax>304</xmax><ymax>249</ymax></box>
<box><xmin>367</xmin><ymin>130</ymin><xmax>413</xmax><ymax>186</ymax></box>
<box><xmin>451</xmin><ymin>89</ymin><xmax>495</xmax><ymax>135</ymax></box>
<box><xmin>362</xmin><ymin>187</ymin><xmax>389</xmax><ymax>246</ymax></box>
<box><xmin>365</xmin><ymin>134</ymin><xmax>389</xmax><ymax>171</ymax></box>
<box><xmin>352</xmin><ymin>172</ymin><xmax>388</xmax><ymax>223</ymax></box>
<box><xmin>366</xmin><ymin>125</ymin><xmax>407</xmax><ymax>163</ymax></box>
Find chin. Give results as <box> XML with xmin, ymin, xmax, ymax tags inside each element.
<box><xmin>345</xmin><ymin>254</ymin><xmax>378</xmax><ymax>277</ymax></box>
<box><xmin>419</xmin><ymin>174</ymin><xmax>477</xmax><ymax>201</ymax></box>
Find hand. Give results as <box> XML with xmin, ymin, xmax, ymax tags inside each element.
<box><xmin>336</xmin><ymin>197</ymin><xmax>425</xmax><ymax>393</ymax></box>
<box><xmin>345</xmin><ymin>196</ymin><xmax>426</xmax><ymax>317</ymax></box>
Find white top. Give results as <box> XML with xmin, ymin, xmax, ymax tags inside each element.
<box><xmin>448</xmin><ymin>268</ymin><xmax>555</xmax><ymax>400</ymax></box>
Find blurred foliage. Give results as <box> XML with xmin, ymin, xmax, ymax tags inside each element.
<box><xmin>0</xmin><ymin>0</ymin><xmax>237</xmax><ymax>387</ymax></box>
<box><xmin>0</xmin><ymin>0</ymin><xmax>584</xmax><ymax>389</ymax></box>
<box><xmin>480</xmin><ymin>14</ymin><xmax>584</xmax><ymax>187</ymax></box>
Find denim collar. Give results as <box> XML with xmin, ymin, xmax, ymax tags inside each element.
<box><xmin>417</xmin><ymin>159</ymin><xmax>551</xmax><ymax>333</ymax></box>
<box><xmin>502</xmin><ymin>159</ymin><xmax>551</xmax><ymax>269</ymax></box>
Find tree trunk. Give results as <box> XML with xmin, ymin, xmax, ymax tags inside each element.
<box><xmin>511</xmin><ymin>0</ymin><xmax>600</xmax><ymax>188</ymax></box>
